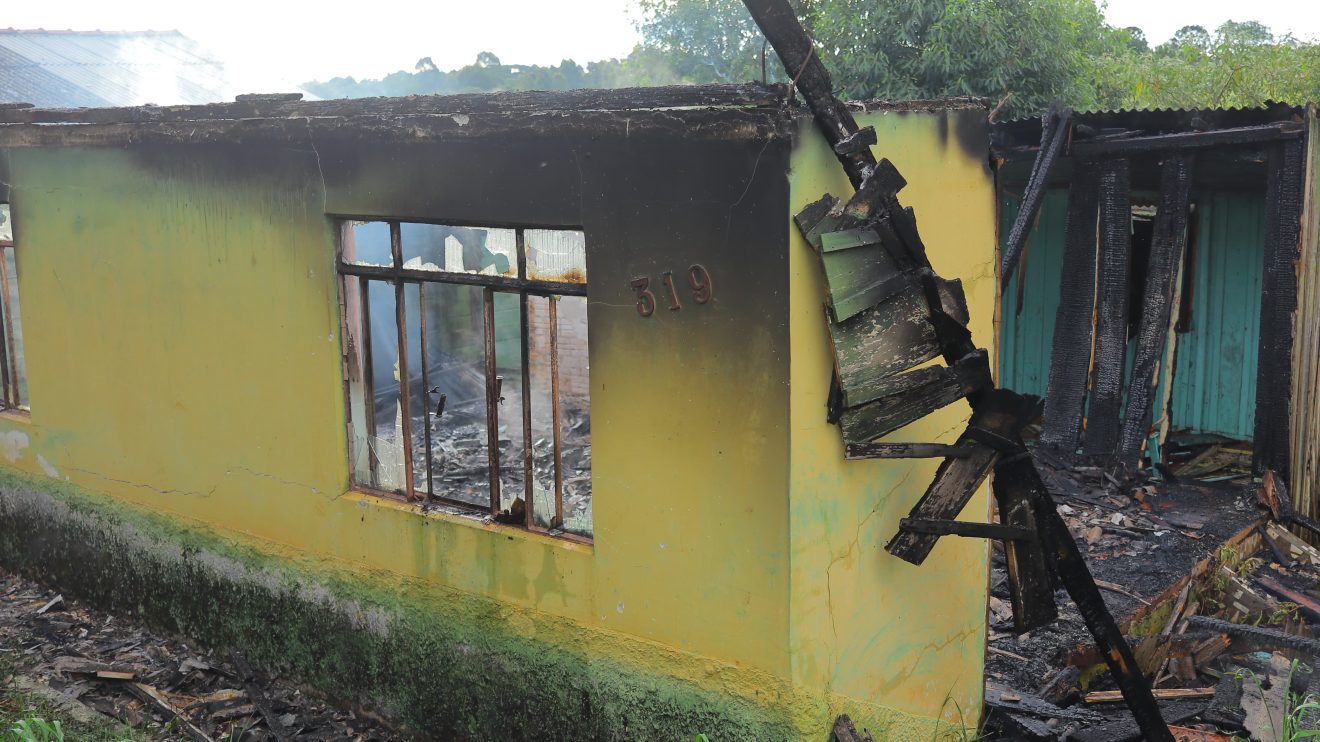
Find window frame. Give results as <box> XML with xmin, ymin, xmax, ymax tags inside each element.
<box><xmin>335</xmin><ymin>218</ymin><xmax>590</xmax><ymax>543</ymax></box>
<box><xmin>0</xmin><ymin>204</ymin><xmax>26</xmax><ymax>414</ymax></box>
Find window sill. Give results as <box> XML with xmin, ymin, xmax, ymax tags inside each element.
<box><xmin>341</xmin><ymin>489</ymin><xmax>594</xmax><ymax>554</ymax></box>
<box><xmin>0</xmin><ymin>409</ymin><xmax>31</xmax><ymax>425</ymax></box>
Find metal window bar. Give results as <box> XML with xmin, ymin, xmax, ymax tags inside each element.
<box><xmin>336</xmin><ymin>219</ymin><xmax>586</xmax><ymax>540</ymax></box>
<box><xmin>0</xmin><ymin>245</ymin><xmax>20</xmax><ymax>411</ymax></box>
<box><xmin>389</xmin><ymin>223</ymin><xmax>418</xmax><ymax>501</ymax></box>
<box><xmin>0</xmin><ymin>245</ymin><xmax>12</xmax><ymax>410</ymax></box>
<box><xmin>516</xmin><ymin>231</ymin><xmax>535</xmax><ymax>528</ymax></box>
<box><xmin>418</xmin><ymin>282</ymin><xmax>435</xmax><ymax>497</ymax></box>
<box><xmin>549</xmin><ymin>297</ymin><xmax>564</xmax><ymax>528</ymax></box>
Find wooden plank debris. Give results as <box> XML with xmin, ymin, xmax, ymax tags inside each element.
<box><xmin>993</xmin><ymin>451</ymin><xmax>1059</xmax><ymax>632</ymax></box>
<box><xmin>1082</xmin><ymin>157</ymin><xmax>1133</xmax><ymax>457</ymax></box>
<box><xmin>843</xmin><ymin>442</ymin><xmax>976</xmax><ymax>459</ymax></box>
<box><xmin>1084</xmin><ymin>688</ymin><xmax>1215</xmax><ymax>704</ymax></box>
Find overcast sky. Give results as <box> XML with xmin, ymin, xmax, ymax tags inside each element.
<box><xmin>5</xmin><ymin>0</ymin><xmax>1320</xmax><ymax>87</ymax></box>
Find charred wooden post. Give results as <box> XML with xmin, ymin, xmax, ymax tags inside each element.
<box><xmin>1039</xmin><ymin>163</ymin><xmax>1100</xmax><ymax>451</ymax></box>
<box><xmin>1082</xmin><ymin>158</ymin><xmax>1133</xmax><ymax>458</ymax></box>
<box><xmin>1253</xmin><ymin>138</ymin><xmax>1307</xmax><ymax>478</ymax></box>
<box><xmin>739</xmin><ymin>0</ymin><xmax>873</xmax><ymax>189</ymax></box>
<box><xmin>1000</xmin><ymin>104</ymin><xmax>1072</xmax><ymax>289</ymax></box>
<box><xmin>1116</xmin><ymin>155</ymin><xmax>1195</xmax><ymax>469</ymax></box>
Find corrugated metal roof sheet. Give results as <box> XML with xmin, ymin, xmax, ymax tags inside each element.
<box><xmin>992</xmin><ymin>101</ymin><xmax>1305</xmax><ymax>149</ymax></box>
<box><xmin>0</xmin><ymin>30</ymin><xmax>232</xmax><ymax>107</ymax></box>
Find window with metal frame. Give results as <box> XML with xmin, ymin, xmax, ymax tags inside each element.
<box><xmin>0</xmin><ymin>204</ymin><xmax>28</xmax><ymax>412</ymax></box>
<box><xmin>337</xmin><ymin>220</ymin><xmax>592</xmax><ymax>540</ymax></box>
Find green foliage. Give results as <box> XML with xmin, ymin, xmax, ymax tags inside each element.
<box><xmin>302</xmin><ymin>4</ymin><xmax>1320</xmax><ymax>119</ymax></box>
<box><xmin>6</xmin><ymin>719</ymin><xmax>63</xmax><ymax>742</ymax></box>
<box><xmin>1089</xmin><ymin>20</ymin><xmax>1320</xmax><ymax>110</ymax></box>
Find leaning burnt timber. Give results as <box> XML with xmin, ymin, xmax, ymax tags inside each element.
<box><xmin>999</xmin><ymin>103</ymin><xmax>1072</xmax><ymax>289</ymax></box>
<box><xmin>740</xmin><ymin>0</ymin><xmax>1173</xmax><ymax>738</ymax></box>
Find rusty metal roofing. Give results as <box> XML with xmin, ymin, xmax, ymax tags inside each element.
<box><xmin>0</xmin><ymin>30</ymin><xmax>231</xmax><ymax>107</ymax></box>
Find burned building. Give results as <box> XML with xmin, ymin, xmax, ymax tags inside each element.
<box><xmin>0</xmin><ymin>88</ymin><xmax>999</xmax><ymax>738</ymax></box>
<box><xmin>994</xmin><ymin>104</ymin><xmax>1320</xmax><ymax>514</ymax></box>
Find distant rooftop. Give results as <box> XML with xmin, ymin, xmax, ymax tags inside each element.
<box><xmin>0</xmin><ymin>29</ymin><xmax>233</xmax><ymax>107</ymax></box>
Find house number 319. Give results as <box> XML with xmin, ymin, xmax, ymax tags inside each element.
<box><xmin>630</xmin><ymin>264</ymin><xmax>713</xmax><ymax>317</ymax></box>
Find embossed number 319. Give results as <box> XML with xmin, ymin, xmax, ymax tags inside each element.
<box><xmin>630</xmin><ymin>264</ymin><xmax>713</xmax><ymax>318</ymax></box>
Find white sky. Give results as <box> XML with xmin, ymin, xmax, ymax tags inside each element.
<box><xmin>5</xmin><ymin>0</ymin><xmax>1320</xmax><ymax>88</ymax></box>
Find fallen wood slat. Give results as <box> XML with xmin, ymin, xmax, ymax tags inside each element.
<box><xmin>1263</xmin><ymin>520</ymin><xmax>1320</xmax><ymax>567</ymax></box>
<box><xmin>1039</xmin><ymin>162</ymin><xmax>1100</xmax><ymax>450</ymax></box>
<box><xmin>125</xmin><ymin>682</ymin><xmax>212</xmax><ymax>742</ymax></box>
<box><xmin>897</xmin><ymin>517</ymin><xmax>1034</xmax><ymax>541</ymax></box>
<box><xmin>1187</xmin><ymin>614</ymin><xmax>1320</xmax><ymax>654</ymax></box>
<box><xmin>1082</xmin><ymin>157</ymin><xmax>1132</xmax><ymax>457</ymax></box>
<box><xmin>231</xmin><ymin>650</ymin><xmax>290</xmax><ymax>742</ymax></box>
<box><xmin>985</xmin><ymin>682</ymin><xmax>1105</xmax><ymax>722</ymax></box>
<box><xmin>1242</xmin><ymin>653</ymin><xmax>1290</xmax><ymax>742</ymax></box>
<box><xmin>884</xmin><ymin>442</ymin><xmax>998</xmax><ymax>564</ymax></box>
<box><xmin>830</xmin><ymin>714</ymin><xmax>875</xmax><ymax>742</ymax></box>
<box><xmin>1116</xmin><ymin>154</ymin><xmax>1194</xmax><ymax>468</ymax></box>
<box><xmin>1168</xmin><ymin>725</ymin><xmax>1234</xmax><ymax>742</ymax></box>
<box><xmin>1070</xmin><ymin>701</ymin><xmax>1205</xmax><ymax>742</ymax></box>
<box><xmin>1255</xmin><ymin>575</ymin><xmax>1320</xmax><ymax>621</ymax></box>
<box><xmin>1084</xmin><ymin>688</ymin><xmax>1215</xmax><ymax>704</ymax></box>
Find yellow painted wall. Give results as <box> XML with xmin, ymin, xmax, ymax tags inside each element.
<box><xmin>787</xmin><ymin>107</ymin><xmax>996</xmax><ymax>732</ymax></box>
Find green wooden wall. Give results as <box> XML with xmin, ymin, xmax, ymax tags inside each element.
<box><xmin>999</xmin><ymin>188</ymin><xmax>1264</xmax><ymax>443</ymax></box>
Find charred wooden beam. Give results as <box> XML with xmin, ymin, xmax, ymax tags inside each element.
<box><xmin>740</xmin><ymin>0</ymin><xmax>874</xmax><ymax>189</ymax></box>
<box><xmin>1082</xmin><ymin>158</ymin><xmax>1133</xmax><ymax>458</ymax></box>
<box><xmin>1039</xmin><ymin>163</ymin><xmax>1100</xmax><ymax>450</ymax></box>
<box><xmin>1024</xmin><ymin>460</ymin><xmax>1176</xmax><ymax>742</ymax></box>
<box><xmin>844</xmin><ymin>442</ymin><xmax>976</xmax><ymax>459</ymax></box>
<box><xmin>1070</xmin><ymin>121</ymin><xmax>1302</xmax><ymax>158</ymax></box>
<box><xmin>1253</xmin><ymin>138</ymin><xmax>1306</xmax><ymax>478</ymax></box>
<box><xmin>1001</xmin><ymin>104</ymin><xmax>1072</xmax><ymax>289</ymax></box>
<box><xmin>1116</xmin><ymin>154</ymin><xmax>1194</xmax><ymax>469</ymax></box>
<box><xmin>993</xmin><ymin>451</ymin><xmax>1059</xmax><ymax>633</ymax></box>
<box><xmin>898</xmin><ymin>518</ymin><xmax>1035</xmax><ymax>541</ymax></box>
<box><xmin>885</xmin><ymin>389</ymin><xmax>1037</xmax><ymax>564</ymax></box>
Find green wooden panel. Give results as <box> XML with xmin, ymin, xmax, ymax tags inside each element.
<box><xmin>1171</xmin><ymin>194</ymin><xmax>1264</xmax><ymax>440</ymax></box>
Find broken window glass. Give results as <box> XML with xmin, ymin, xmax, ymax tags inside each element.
<box><xmin>339</xmin><ymin>220</ymin><xmax>591</xmax><ymax>540</ymax></box>
<box><xmin>401</xmin><ymin>223</ymin><xmax>516</xmax><ymax>277</ymax></box>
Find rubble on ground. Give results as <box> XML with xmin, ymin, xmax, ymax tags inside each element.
<box><xmin>0</xmin><ymin>570</ymin><xmax>403</xmax><ymax>741</ymax></box>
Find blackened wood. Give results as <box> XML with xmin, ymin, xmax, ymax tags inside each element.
<box><xmin>740</xmin><ymin>0</ymin><xmax>874</xmax><ymax>189</ymax></box>
<box><xmin>1070</xmin><ymin>121</ymin><xmax>1302</xmax><ymax>158</ymax></box>
<box><xmin>1001</xmin><ymin>105</ymin><xmax>1072</xmax><ymax>289</ymax></box>
<box><xmin>1082</xmin><ymin>158</ymin><xmax>1132</xmax><ymax>457</ymax></box>
<box><xmin>834</xmin><ymin>126</ymin><xmax>877</xmax><ymax>156</ymax></box>
<box><xmin>1253</xmin><ymin>138</ymin><xmax>1306</xmax><ymax>478</ymax></box>
<box><xmin>831</xmin><ymin>279</ymin><xmax>969</xmax><ymax>407</ymax></box>
<box><xmin>1116</xmin><ymin>154</ymin><xmax>1194</xmax><ymax>468</ymax></box>
<box><xmin>1039</xmin><ymin>163</ymin><xmax>1100</xmax><ymax>450</ymax></box>
<box><xmin>837</xmin><ymin>350</ymin><xmax>990</xmax><ymax>443</ymax></box>
<box><xmin>898</xmin><ymin>517</ymin><xmax>1035</xmax><ymax>541</ymax></box>
<box><xmin>884</xmin><ymin>443</ymin><xmax>999</xmax><ymax>564</ymax></box>
<box><xmin>1025</xmin><ymin>464</ymin><xmax>1174</xmax><ymax>742</ymax></box>
<box><xmin>885</xmin><ymin>389</ymin><xmax>1036</xmax><ymax>564</ymax></box>
<box><xmin>844</xmin><ymin>442</ymin><xmax>976</xmax><ymax>459</ymax></box>
<box><xmin>993</xmin><ymin>452</ymin><xmax>1059</xmax><ymax>633</ymax></box>
<box><xmin>985</xmin><ymin>682</ymin><xmax>1104</xmax><ymax>723</ymax></box>
<box><xmin>1069</xmin><ymin>701</ymin><xmax>1201</xmax><ymax>742</ymax></box>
